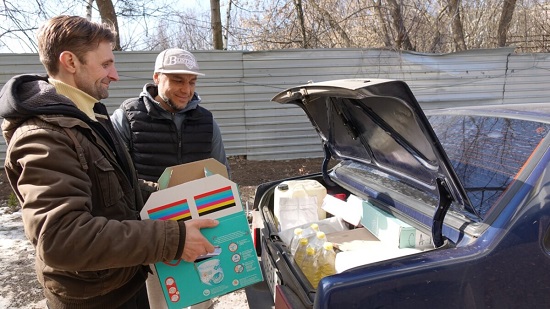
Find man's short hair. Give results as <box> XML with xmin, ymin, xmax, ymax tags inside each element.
<box><xmin>37</xmin><ymin>15</ymin><xmax>117</xmax><ymax>75</ymax></box>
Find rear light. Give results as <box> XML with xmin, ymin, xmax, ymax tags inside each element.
<box><xmin>275</xmin><ymin>285</ymin><xmax>292</xmax><ymax>309</ymax></box>
<box><xmin>253</xmin><ymin>227</ymin><xmax>261</xmax><ymax>255</ymax></box>
<box><xmin>251</xmin><ymin>210</ymin><xmax>263</xmax><ymax>255</ymax></box>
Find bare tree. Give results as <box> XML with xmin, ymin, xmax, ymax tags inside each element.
<box><xmin>0</xmin><ymin>0</ymin><xmax>180</xmax><ymax>52</ymax></box>
<box><xmin>386</xmin><ymin>0</ymin><xmax>415</xmax><ymax>50</ymax></box>
<box><xmin>428</xmin><ymin>7</ymin><xmax>448</xmax><ymax>52</ymax></box>
<box><xmin>0</xmin><ymin>0</ymin><xmax>53</xmax><ymax>52</ymax></box>
<box><xmin>2</xmin><ymin>0</ymin><xmax>549</xmax><ymax>54</ymax></box>
<box><xmin>308</xmin><ymin>0</ymin><xmax>352</xmax><ymax>47</ymax></box>
<box><xmin>446</xmin><ymin>0</ymin><xmax>467</xmax><ymax>51</ymax></box>
<box><xmin>497</xmin><ymin>0</ymin><xmax>517</xmax><ymax>47</ymax></box>
<box><xmin>145</xmin><ymin>8</ymin><xmax>213</xmax><ymax>51</ymax></box>
<box><xmin>293</xmin><ymin>0</ymin><xmax>308</xmax><ymax>48</ymax></box>
<box><xmin>96</xmin><ymin>0</ymin><xmax>121</xmax><ymax>50</ymax></box>
<box><xmin>86</xmin><ymin>0</ymin><xmax>94</xmax><ymax>20</ymax></box>
<box><xmin>372</xmin><ymin>0</ymin><xmax>393</xmax><ymax>48</ymax></box>
<box><xmin>230</xmin><ymin>0</ymin><xmax>547</xmax><ymax>52</ymax></box>
<box><xmin>211</xmin><ymin>0</ymin><xmax>224</xmax><ymax>49</ymax></box>
<box><xmin>224</xmin><ymin>0</ymin><xmax>233</xmax><ymax>50</ymax></box>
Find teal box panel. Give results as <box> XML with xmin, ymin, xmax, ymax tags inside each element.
<box><xmin>156</xmin><ymin>212</ymin><xmax>263</xmax><ymax>308</ymax></box>
<box><xmin>360</xmin><ymin>201</ymin><xmax>417</xmax><ymax>249</ymax></box>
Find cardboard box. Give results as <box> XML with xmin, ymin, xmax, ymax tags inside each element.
<box><xmin>326</xmin><ymin>227</ymin><xmax>379</xmax><ymax>251</ymax></box>
<box><xmin>327</xmin><ymin>228</ymin><xmax>424</xmax><ymax>273</ymax></box>
<box><xmin>140</xmin><ymin>159</ymin><xmax>263</xmax><ymax>308</ymax></box>
<box><xmin>360</xmin><ymin>200</ymin><xmax>432</xmax><ymax>249</ymax></box>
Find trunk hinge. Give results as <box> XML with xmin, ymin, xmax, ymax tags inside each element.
<box><xmin>322</xmin><ymin>143</ymin><xmax>336</xmax><ymax>187</ymax></box>
<box><xmin>432</xmin><ymin>178</ymin><xmax>453</xmax><ymax>248</ymax></box>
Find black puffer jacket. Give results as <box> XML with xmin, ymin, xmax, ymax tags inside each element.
<box><xmin>121</xmin><ymin>95</ymin><xmax>213</xmax><ymax>181</ymax></box>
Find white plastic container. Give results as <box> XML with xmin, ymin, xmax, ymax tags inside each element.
<box><xmin>274</xmin><ymin>179</ymin><xmax>327</xmax><ymax>231</ymax></box>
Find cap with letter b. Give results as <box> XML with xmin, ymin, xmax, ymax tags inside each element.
<box><xmin>154</xmin><ymin>48</ymin><xmax>204</xmax><ymax>76</ymax></box>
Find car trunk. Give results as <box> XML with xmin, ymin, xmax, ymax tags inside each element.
<box><xmin>253</xmin><ymin>79</ymin><xmax>480</xmax><ymax>308</ymax></box>
<box><xmin>256</xmin><ymin>169</ymin><xmax>446</xmax><ymax>308</ymax></box>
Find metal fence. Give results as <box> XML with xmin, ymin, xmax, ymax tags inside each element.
<box><xmin>2</xmin><ymin>47</ymin><xmax>550</xmax><ymax>161</ymax></box>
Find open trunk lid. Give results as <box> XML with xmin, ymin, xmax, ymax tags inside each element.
<box><xmin>271</xmin><ymin>79</ymin><xmax>480</xmax><ymax>246</ymax></box>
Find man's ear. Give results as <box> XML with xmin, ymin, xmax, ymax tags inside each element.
<box><xmin>153</xmin><ymin>72</ymin><xmax>161</xmax><ymax>84</ymax></box>
<box><xmin>59</xmin><ymin>51</ymin><xmax>78</xmax><ymax>73</ymax></box>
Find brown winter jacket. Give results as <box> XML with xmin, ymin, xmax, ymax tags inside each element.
<box><xmin>0</xmin><ymin>74</ymin><xmax>186</xmax><ymax>308</ymax></box>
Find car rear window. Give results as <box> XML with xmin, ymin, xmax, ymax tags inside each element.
<box><xmin>428</xmin><ymin>114</ymin><xmax>550</xmax><ymax>218</ymax></box>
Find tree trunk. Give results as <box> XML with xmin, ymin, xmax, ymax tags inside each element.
<box><xmin>85</xmin><ymin>0</ymin><xmax>93</xmax><ymax>21</ymax></box>
<box><xmin>293</xmin><ymin>0</ymin><xmax>308</xmax><ymax>48</ymax></box>
<box><xmin>309</xmin><ymin>1</ymin><xmax>352</xmax><ymax>47</ymax></box>
<box><xmin>428</xmin><ymin>7</ymin><xmax>447</xmax><ymax>52</ymax></box>
<box><xmin>372</xmin><ymin>0</ymin><xmax>392</xmax><ymax>48</ymax></box>
<box><xmin>386</xmin><ymin>0</ymin><xmax>414</xmax><ymax>50</ymax></box>
<box><xmin>95</xmin><ymin>0</ymin><xmax>121</xmax><ymax>50</ymax></box>
<box><xmin>497</xmin><ymin>0</ymin><xmax>517</xmax><ymax>47</ymax></box>
<box><xmin>224</xmin><ymin>0</ymin><xmax>233</xmax><ymax>50</ymax></box>
<box><xmin>210</xmin><ymin>0</ymin><xmax>224</xmax><ymax>50</ymax></box>
<box><xmin>447</xmin><ymin>0</ymin><xmax>467</xmax><ymax>51</ymax></box>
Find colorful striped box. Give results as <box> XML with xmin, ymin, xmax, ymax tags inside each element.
<box><xmin>140</xmin><ymin>159</ymin><xmax>263</xmax><ymax>308</ymax></box>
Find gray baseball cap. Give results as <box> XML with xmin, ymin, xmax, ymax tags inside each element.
<box><xmin>154</xmin><ymin>48</ymin><xmax>205</xmax><ymax>76</ymax></box>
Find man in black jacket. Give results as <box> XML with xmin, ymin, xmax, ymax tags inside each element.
<box><xmin>111</xmin><ymin>48</ymin><xmax>230</xmax><ymax>184</ymax></box>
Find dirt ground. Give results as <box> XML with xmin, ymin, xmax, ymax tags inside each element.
<box><xmin>0</xmin><ymin>156</ymin><xmax>327</xmax><ymax>308</ymax></box>
<box><xmin>227</xmin><ymin>156</ymin><xmax>327</xmax><ymax>206</ymax></box>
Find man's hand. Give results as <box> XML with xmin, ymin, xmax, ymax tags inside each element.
<box><xmin>181</xmin><ymin>219</ymin><xmax>219</xmax><ymax>262</ymax></box>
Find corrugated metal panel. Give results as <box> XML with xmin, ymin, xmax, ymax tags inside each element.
<box><xmin>1</xmin><ymin>48</ymin><xmax>550</xmax><ymax>162</ymax></box>
<box><xmin>240</xmin><ymin>49</ymin><xmax>363</xmax><ymax>160</ymax></box>
<box><xmin>503</xmin><ymin>52</ymin><xmax>550</xmax><ymax>104</ymax></box>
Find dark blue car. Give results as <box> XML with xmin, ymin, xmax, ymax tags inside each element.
<box><xmin>251</xmin><ymin>79</ymin><xmax>550</xmax><ymax>308</ymax></box>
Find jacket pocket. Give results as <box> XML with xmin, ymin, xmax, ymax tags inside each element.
<box><xmin>93</xmin><ymin>156</ymin><xmax>124</xmax><ymax>207</ymax></box>
<box><xmin>42</xmin><ymin>266</ymin><xmax>132</xmax><ymax>299</ymax></box>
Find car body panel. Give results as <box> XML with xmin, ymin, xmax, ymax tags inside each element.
<box><xmin>315</xmin><ymin>146</ymin><xmax>550</xmax><ymax>308</ymax></box>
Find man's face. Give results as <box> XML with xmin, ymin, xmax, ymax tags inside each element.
<box><xmin>154</xmin><ymin>73</ymin><xmax>197</xmax><ymax>112</ymax></box>
<box><xmin>73</xmin><ymin>41</ymin><xmax>119</xmax><ymax>100</ymax></box>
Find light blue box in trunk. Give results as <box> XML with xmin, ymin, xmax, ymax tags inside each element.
<box><xmin>360</xmin><ymin>200</ymin><xmax>418</xmax><ymax>249</ymax></box>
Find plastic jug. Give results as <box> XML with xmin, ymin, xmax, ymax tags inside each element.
<box><xmin>294</xmin><ymin>237</ymin><xmax>309</xmax><ymax>267</ymax></box>
<box><xmin>308</xmin><ymin>231</ymin><xmax>327</xmax><ymax>255</ymax></box>
<box><xmin>289</xmin><ymin>228</ymin><xmax>304</xmax><ymax>255</ymax></box>
<box><xmin>300</xmin><ymin>246</ymin><xmax>317</xmax><ymax>287</ymax></box>
<box><xmin>314</xmin><ymin>241</ymin><xmax>337</xmax><ymax>288</ymax></box>
<box><xmin>302</xmin><ymin>223</ymin><xmax>320</xmax><ymax>242</ymax></box>
<box><xmin>274</xmin><ymin>179</ymin><xmax>327</xmax><ymax>231</ymax></box>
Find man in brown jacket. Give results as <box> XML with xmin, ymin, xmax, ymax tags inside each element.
<box><xmin>0</xmin><ymin>15</ymin><xmax>218</xmax><ymax>309</ymax></box>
